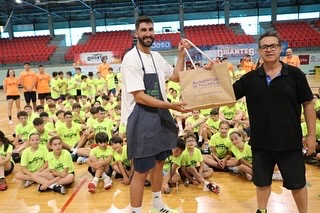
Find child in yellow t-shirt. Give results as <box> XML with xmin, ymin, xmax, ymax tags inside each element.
<box><xmin>32</xmin><ymin>136</ymin><xmax>75</xmax><ymax>195</ymax></box>
<box><xmin>0</xmin><ymin>131</ymin><xmax>15</xmax><ymax>191</ymax></box>
<box><xmin>15</xmin><ymin>133</ymin><xmax>49</xmax><ymax>188</ymax></box>
<box><xmin>110</xmin><ymin>136</ymin><xmax>132</xmax><ymax>185</ymax></box>
<box><xmin>180</xmin><ymin>132</ymin><xmax>220</xmax><ymax>194</ymax></box>
<box><xmin>87</xmin><ymin>132</ymin><xmax>113</xmax><ymax>193</ymax></box>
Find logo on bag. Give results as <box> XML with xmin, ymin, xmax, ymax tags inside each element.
<box><xmin>192</xmin><ymin>77</ymin><xmax>219</xmax><ymax>89</ymax></box>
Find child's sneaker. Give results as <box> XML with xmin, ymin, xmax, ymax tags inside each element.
<box><xmin>88</xmin><ymin>181</ymin><xmax>97</xmax><ymax>193</ymax></box>
<box><xmin>227</xmin><ymin>166</ymin><xmax>239</xmax><ymax>173</ymax></box>
<box><xmin>183</xmin><ymin>177</ymin><xmax>189</xmax><ymax>187</ymax></box>
<box><xmin>205</xmin><ymin>182</ymin><xmax>220</xmax><ymax>194</ymax></box>
<box><xmin>24</xmin><ymin>180</ymin><xmax>34</xmax><ymax>188</ymax></box>
<box><xmin>150</xmin><ymin>205</ymin><xmax>180</xmax><ymax>213</ymax></box>
<box><xmin>103</xmin><ymin>177</ymin><xmax>112</xmax><ymax>190</ymax></box>
<box><xmin>37</xmin><ymin>184</ymin><xmax>51</xmax><ymax>192</ymax></box>
<box><xmin>272</xmin><ymin>171</ymin><xmax>283</xmax><ymax>181</ymax></box>
<box><xmin>52</xmin><ymin>185</ymin><xmax>66</xmax><ymax>195</ymax></box>
<box><xmin>77</xmin><ymin>156</ymin><xmax>88</xmax><ymax>165</ymax></box>
<box><xmin>0</xmin><ymin>178</ymin><xmax>8</xmax><ymax>191</ymax></box>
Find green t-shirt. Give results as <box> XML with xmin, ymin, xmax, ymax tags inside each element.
<box><xmin>113</xmin><ymin>145</ymin><xmax>131</xmax><ymax>167</ymax></box>
<box><xmin>230</xmin><ymin>142</ymin><xmax>252</xmax><ymax>163</ymax></box>
<box><xmin>205</xmin><ymin>118</ymin><xmax>221</xmax><ymax>131</ymax></box>
<box><xmin>72</xmin><ymin>111</ymin><xmax>86</xmax><ymax>124</ymax></box>
<box><xmin>20</xmin><ymin>146</ymin><xmax>48</xmax><ymax>172</ymax></box>
<box><xmin>185</xmin><ymin>115</ymin><xmax>204</xmax><ymax>133</ymax></box>
<box><xmin>180</xmin><ymin>148</ymin><xmax>203</xmax><ymax>167</ymax></box>
<box><xmin>220</xmin><ymin>105</ymin><xmax>237</xmax><ymax>120</ymax></box>
<box><xmin>50</xmin><ymin>78</ymin><xmax>60</xmax><ymax>99</ymax></box>
<box><xmin>81</xmin><ymin>81</ymin><xmax>90</xmax><ymax>97</ymax></box>
<box><xmin>91</xmin><ymin>119</ymin><xmax>113</xmax><ymax>139</ymax></box>
<box><xmin>58</xmin><ymin>78</ymin><xmax>67</xmax><ymax>94</ymax></box>
<box><xmin>57</xmin><ymin>122</ymin><xmax>81</xmax><ymax>147</ymax></box>
<box><xmin>87</xmin><ymin>78</ymin><xmax>97</xmax><ymax>96</ymax></box>
<box><xmin>0</xmin><ymin>144</ymin><xmax>13</xmax><ymax>163</ymax></box>
<box><xmin>15</xmin><ymin>122</ymin><xmax>34</xmax><ymax>142</ymax></box>
<box><xmin>96</xmin><ymin>78</ymin><xmax>106</xmax><ymax>92</ymax></box>
<box><xmin>47</xmin><ymin>149</ymin><xmax>75</xmax><ymax>173</ymax></box>
<box><xmin>90</xmin><ymin>146</ymin><xmax>113</xmax><ymax>159</ymax></box>
<box><xmin>29</xmin><ymin>128</ymin><xmax>51</xmax><ymax>147</ymax></box>
<box><xmin>209</xmin><ymin>133</ymin><xmax>232</xmax><ymax>159</ymax></box>
<box><xmin>106</xmin><ymin>73</ymin><xmax>116</xmax><ymax>90</ymax></box>
<box><xmin>74</xmin><ymin>73</ymin><xmax>83</xmax><ymax>90</ymax></box>
<box><xmin>163</xmin><ymin>154</ymin><xmax>183</xmax><ymax>172</ymax></box>
<box><xmin>67</xmin><ymin>77</ymin><xmax>77</xmax><ymax>96</ymax></box>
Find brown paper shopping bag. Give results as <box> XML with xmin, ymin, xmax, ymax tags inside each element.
<box><xmin>179</xmin><ymin>39</ymin><xmax>236</xmax><ymax>110</ymax></box>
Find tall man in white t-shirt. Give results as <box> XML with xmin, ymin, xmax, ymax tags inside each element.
<box><xmin>121</xmin><ymin>15</ymin><xmax>189</xmax><ymax>213</ymax></box>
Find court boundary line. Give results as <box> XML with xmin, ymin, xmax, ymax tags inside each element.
<box><xmin>60</xmin><ymin>177</ymin><xmax>87</xmax><ymax>213</ymax></box>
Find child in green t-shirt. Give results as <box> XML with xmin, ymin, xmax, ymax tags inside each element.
<box><xmin>203</xmin><ymin>120</ymin><xmax>237</xmax><ymax>171</ymax></box>
<box><xmin>180</xmin><ymin>132</ymin><xmax>220</xmax><ymax>194</ymax></box>
<box><xmin>87</xmin><ymin>132</ymin><xmax>113</xmax><ymax>193</ymax></box>
<box><xmin>32</xmin><ymin>136</ymin><xmax>75</xmax><ymax>195</ymax></box>
<box><xmin>110</xmin><ymin>135</ymin><xmax>132</xmax><ymax>185</ymax></box>
<box><xmin>0</xmin><ymin>131</ymin><xmax>14</xmax><ymax>191</ymax></box>
<box><xmin>13</xmin><ymin>111</ymin><xmax>34</xmax><ymax>155</ymax></box>
<box><xmin>15</xmin><ymin>133</ymin><xmax>49</xmax><ymax>188</ymax></box>
<box><xmin>161</xmin><ymin>138</ymin><xmax>185</xmax><ymax>194</ymax></box>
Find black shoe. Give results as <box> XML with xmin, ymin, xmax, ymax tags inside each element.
<box><xmin>144</xmin><ymin>180</ymin><xmax>151</xmax><ymax>187</ymax></box>
<box><xmin>52</xmin><ymin>185</ymin><xmax>66</xmax><ymax>195</ymax></box>
<box><xmin>37</xmin><ymin>184</ymin><xmax>51</xmax><ymax>192</ymax></box>
<box><xmin>114</xmin><ymin>173</ymin><xmax>123</xmax><ymax>179</ymax></box>
<box><xmin>71</xmin><ymin>153</ymin><xmax>78</xmax><ymax>162</ymax></box>
<box><xmin>12</xmin><ymin>153</ymin><xmax>21</xmax><ymax>163</ymax></box>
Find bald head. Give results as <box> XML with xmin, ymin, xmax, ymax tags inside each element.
<box><xmin>286</xmin><ymin>48</ymin><xmax>293</xmax><ymax>57</ymax></box>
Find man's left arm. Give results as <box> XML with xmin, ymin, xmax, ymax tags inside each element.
<box><xmin>303</xmin><ymin>99</ymin><xmax>316</xmax><ymax>155</ymax></box>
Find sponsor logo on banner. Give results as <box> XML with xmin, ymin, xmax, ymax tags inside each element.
<box><xmin>299</xmin><ymin>55</ymin><xmax>309</xmax><ymax>65</ymax></box>
<box><xmin>151</xmin><ymin>40</ymin><xmax>172</xmax><ymax>51</ymax></box>
<box><xmin>310</xmin><ymin>55</ymin><xmax>320</xmax><ymax>63</ymax></box>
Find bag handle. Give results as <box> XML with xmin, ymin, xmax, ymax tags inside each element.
<box><xmin>183</xmin><ymin>38</ymin><xmax>213</xmax><ymax>68</ymax></box>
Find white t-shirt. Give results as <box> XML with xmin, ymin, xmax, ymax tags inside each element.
<box><xmin>121</xmin><ymin>47</ymin><xmax>173</xmax><ymax>125</ymax></box>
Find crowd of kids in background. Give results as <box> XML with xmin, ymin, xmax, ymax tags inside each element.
<box><xmin>1</xmin><ymin>53</ymin><xmax>319</xmax><ymax>194</ymax></box>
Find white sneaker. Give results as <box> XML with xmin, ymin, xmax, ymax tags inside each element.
<box><xmin>150</xmin><ymin>205</ymin><xmax>180</xmax><ymax>213</ymax></box>
<box><xmin>228</xmin><ymin>166</ymin><xmax>239</xmax><ymax>173</ymax></box>
<box><xmin>178</xmin><ymin>130</ymin><xmax>185</xmax><ymax>137</ymax></box>
<box><xmin>76</xmin><ymin>156</ymin><xmax>88</xmax><ymax>165</ymax></box>
<box><xmin>24</xmin><ymin>180</ymin><xmax>34</xmax><ymax>188</ymax></box>
<box><xmin>272</xmin><ymin>171</ymin><xmax>283</xmax><ymax>181</ymax></box>
<box><xmin>9</xmin><ymin>120</ymin><xmax>13</xmax><ymax>125</ymax></box>
<box><xmin>103</xmin><ymin>176</ymin><xmax>112</xmax><ymax>190</ymax></box>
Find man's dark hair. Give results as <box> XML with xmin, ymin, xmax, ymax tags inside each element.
<box><xmin>258</xmin><ymin>31</ymin><xmax>281</xmax><ymax>46</ymax></box>
<box><xmin>135</xmin><ymin>15</ymin><xmax>154</xmax><ymax>31</ymax></box>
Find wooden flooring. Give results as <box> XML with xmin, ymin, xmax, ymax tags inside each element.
<box><xmin>0</xmin><ymin>75</ymin><xmax>320</xmax><ymax>213</ymax></box>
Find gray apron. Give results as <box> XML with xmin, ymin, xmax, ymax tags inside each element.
<box><xmin>126</xmin><ymin>47</ymin><xmax>177</xmax><ymax>160</ymax></box>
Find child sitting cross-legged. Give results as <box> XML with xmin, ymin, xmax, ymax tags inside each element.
<box><xmin>87</xmin><ymin>132</ymin><xmax>113</xmax><ymax>193</ymax></box>
<box><xmin>32</xmin><ymin>136</ymin><xmax>75</xmax><ymax>195</ymax></box>
<box><xmin>180</xmin><ymin>131</ymin><xmax>220</xmax><ymax>194</ymax></box>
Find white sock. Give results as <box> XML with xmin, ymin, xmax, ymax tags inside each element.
<box><xmin>204</xmin><ymin>181</ymin><xmax>209</xmax><ymax>186</ymax></box>
<box><xmin>101</xmin><ymin>173</ymin><xmax>108</xmax><ymax>180</ymax></box>
<box><xmin>152</xmin><ymin>191</ymin><xmax>164</xmax><ymax>209</ymax></box>
<box><xmin>177</xmin><ymin>122</ymin><xmax>183</xmax><ymax>130</ymax></box>
<box><xmin>49</xmin><ymin>183</ymin><xmax>57</xmax><ymax>189</ymax></box>
<box><xmin>72</xmin><ymin>148</ymin><xmax>78</xmax><ymax>155</ymax></box>
<box><xmin>93</xmin><ymin>177</ymin><xmax>99</xmax><ymax>183</ymax></box>
<box><xmin>131</xmin><ymin>207</ymin><xmax>142</xmax><ymax>213</ymax></box>
<box><xmin>198</xmin><ymin>136</ymin><xmax>203</xmax><ymax>142</ymax></box>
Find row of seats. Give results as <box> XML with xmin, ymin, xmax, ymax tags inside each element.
<box><xmin>65</xmin><ymin>30</ymin><xmax>133</xmax><ymax>61</ymax></box>
<box><xmin>0</xmin><ymin>35</ymin><xmax>56</xmax><ymax>64</ymax></box>
<box><xmin>273</xmin><ymin>21</ymin><xmax>320</xmax><ymax>48</ymax></box>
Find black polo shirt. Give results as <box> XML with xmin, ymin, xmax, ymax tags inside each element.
<box><xmin>233</xmin><ymin>62</ymin><xmax>313</xmax><ymax>151</ymax></box>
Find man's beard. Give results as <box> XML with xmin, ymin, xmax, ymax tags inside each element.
<box><xmin>138</xmin><ymin>36</ymin><xmax>155</xmax><ymax>47</ymax></box>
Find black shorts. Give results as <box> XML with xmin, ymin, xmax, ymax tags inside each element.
<box><xmin>252</xmin><ymin>149</ymin><xmax>306</xmax><ymax>190</ymax></box>
<box><xmin>4</xmin><ymin>161</ymin><xmax>15</xmax><ymax>176</ymax></box>
<box><xmin>38</xmin><ymin>93</ymin><xmax>51</xmax><ymax>100</ymax></box>
<box><xmin>24</xmin><ymin>91</ymin><xmax>37</xmax><ymax>103</ymax></box>
<box><xmin>133</xmin><ymin>150</ymin><xmax>172</xmax><ymax>173</ymax></box>
<box><xmin>77</xmin><ymin>89</ymin><xmax>81</xmax><ymax>97</ymax></box>
<box><xmin>6</xmin><ymin>95</ymin><xmax>20</xmax><ymax>100</ymax></box>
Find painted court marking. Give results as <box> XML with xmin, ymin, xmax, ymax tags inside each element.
<box><xmin>60</xmin><ymin>177</ymin><xmax>87</xmax><ymax>213</ymax></box>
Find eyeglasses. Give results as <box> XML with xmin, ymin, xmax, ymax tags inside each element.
<box><xmin>259</xmin><ymin>43</ymin><xmax>280</xmax><ymax>52</ymax></box>
<box><xmin>186</xmin><ymin>139</ymin><xmax>196</xmax><ymax>143</ymax></box>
